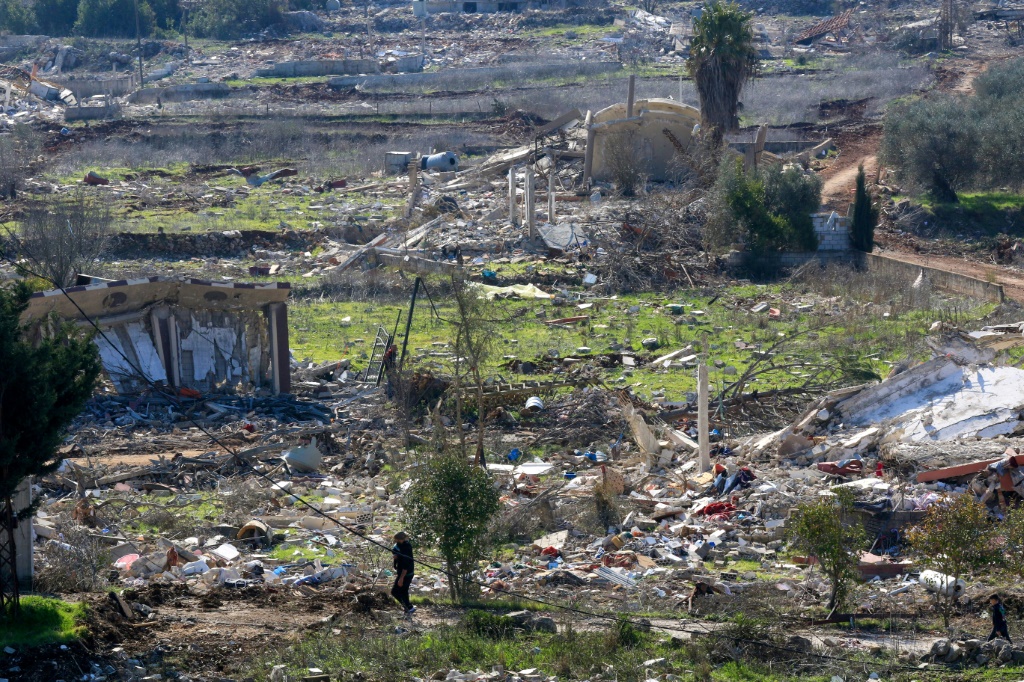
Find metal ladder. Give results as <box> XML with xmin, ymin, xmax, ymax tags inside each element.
<box><xmin>363</xmin><ymin>325</ymin><xmax>392</xmax><ymax>386</ymax></box>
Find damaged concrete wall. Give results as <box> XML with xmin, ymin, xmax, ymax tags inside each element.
<box><xmin>61</xmin><ymin>74</ymin><xmax>137</xmax><ymax>99</ymax></box>
<box><xmin>128</xmin><ymin>83</ymin><xmax>231</xmax><ymax>105</ymax></box>
<box><xmin>23</xmin><ymin>277</ymin><xmax>290</xmax><ymax>395</ymax></box>
<box><xmin>255</xmin><ymin>59</ymin><xmax>382</xmax><ymax>78</ymax></box>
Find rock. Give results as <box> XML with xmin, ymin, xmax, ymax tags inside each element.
<box><xmin>531</xmin><ymin>616</ymin><xmax>557</xmax><ymax>633</ymax></box>
<box><xmin>997</xmin><ymin>645</ymin><xmax>1013</xmax><ymax>662</ymax></box>
<box><xmin>283</xmin><ymin>10</ymin><xmax>324</xmax><ymax>32</ymax></box>
<box><xmin>325</xmin><ymin>0</ymin><xmax>341</xmax><ymax>8</ymax></box>
<box><xmin>641</xmin><ymin>337</ymin><xmax>660</xmax><ymax>350</ymax></box>
<box><xmin>963</xmin><ymin>639</ymin><xmax>981</xmax><ymax>651</ymax></box>
<box><xmin>1011</xmin><ymin>649</ymin><xmax>1024</xmax><ymax>664</ymax></box>
<box><xmin>786</xmin><ymin>635</ymin><xmax>813</xmax><ymax>652</ymax></box>
<box><xmin>930</xmin><ymin>639</ymin><xmax>950</xmax><ymax>658</ymax></box>
<box><xmin>269</xmin><ymin>664</ymin><xmax>288</xmax><ymax>682</ymax></box>
<box><xmin>943</xmin><ymin>644</ymin><xmax>962</xmax><ymax>663</ymax></box>
<box><xmin>975</xmin><ymin>653</ymin><xmax>990</xmax><ymax>665</ymax></box>
<box><xmin>506</xmin><ymin>610</ymin><xmax>533</xmax><ymax>626</ymax></box>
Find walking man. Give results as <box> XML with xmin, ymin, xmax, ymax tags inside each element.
<box><xmin>391</xmin><ymin>531</ymin><xmax>416</xmax><ymax>616</ymax></box>
<box><xmin>988</xmin><ymin>593</ymin><xmax>1012</xmax><ymax>643</ymax></box>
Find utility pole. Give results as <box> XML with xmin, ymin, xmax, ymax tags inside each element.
<box><xmin>134</xmin><ymin>0</ymin><xmax>144</xmax><ymax>87</ymax></box>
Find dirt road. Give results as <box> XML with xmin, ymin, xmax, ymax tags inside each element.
<box><xmin>819</xmin><ymin>128</ymin><xmax>881</xmax><ymax>211</ymax></box>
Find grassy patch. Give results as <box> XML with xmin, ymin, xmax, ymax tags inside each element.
<box><xmin>289</xmin><ymin>280</ymin><xmax>988</xmax><ymax>405</ymax></box>
<box><xmin>0</xmin><ymin>597</ymin><xmax>87</xmax><ymax>648</ymax></box>
<box><xmin>900</xmin><ymin>191</ymin><xmax>1024</xmax><ymax>238</ymax></box>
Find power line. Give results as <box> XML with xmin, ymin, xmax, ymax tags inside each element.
<box><xmin>0</xmin><ymin>252</ymin><xmax>924</xmax><ymax>673</ymax></box>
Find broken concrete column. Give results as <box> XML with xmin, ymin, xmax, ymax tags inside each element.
<box><xmin>405</xmin><ymin>161</ymin><xmax>419</xmax><ymax>218</ymax></box>
<box><xmin>150</xmin><ymin>306</ymin><xmax>180</xmax><ymax>387</ymax></box>
<box><xmin>267</xmin><ymin>302</ymin><xmax>291</xmax><ymax>395</ymax></box>
<box><xmin>626</xmin><ymin>74</ymin><xmax>636</xmax><ymax>118</ymax></box>
<box><xmin>525</xmin><ymin>167</ymin><xmax>536</xmax><ymax>239</ymax></box>
<box><xmin>582</xmin><ymin>110</ymin><xmax>594</xmax><ymax>186</ymax></box>
<box><xmin>508</xmin><ymin>165</ymin><xmax>518</xmax><ymax>227</ymax></box>
<box><xmin>547</xmin><ymin>160</ymin><xmax>556</xmax><ymax>224</ymax></box>
<box><xmin>698</xmin><ymin>362</ymin><xmax>710</xmax><ymax>473</ymax></box>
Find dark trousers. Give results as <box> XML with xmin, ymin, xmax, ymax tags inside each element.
<box><xmin>392</xmin><ymin>574</ymin><xmax>413</xmax><ymax>610</ymax></box>
<box><xmin>988</xmin><ymin>624</ymin><xmax>1011</xmax><ymax>643</ymax></box>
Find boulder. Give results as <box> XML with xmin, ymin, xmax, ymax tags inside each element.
<box><xmin>930</xmin><ymin>639</ymin><xmax>951</xmax><ymax>658</ymax></box>
<box><xmin>531</xmin><ymin>616</ymin><xmax>557</xmax><ymax>634</ymax></box>
<box><xmin>283</xmin><ymin>10</ymin><xmax>324</xmax><ymax>32</ymax></box>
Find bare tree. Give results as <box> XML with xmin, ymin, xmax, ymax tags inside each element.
<box><xmin>447</xmin><ymin>275</ymin><xmax>499</xmax><ymax>466</ymax></box>
<box><xmin>605</xmin><ymin>130</ymin><xmax>651</xmax><ymax>197</ymax></box>
<box><xmin>10</xmin><ymin>192</ymin><xmax>112</xmax><ymax>288</ymax></box>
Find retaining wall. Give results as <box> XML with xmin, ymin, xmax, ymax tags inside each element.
<box><xmin>61</xmin><ymin>74</ymin><xmax>137</xmax><ymax>98</ymax></box>
<box><xmin>128</xmin><ymin>82</ymin><xmax>230</xmax><ymax>104</ymax></box>
<box><xmin>64</xmin><ymin>102</ymin><xmax>120</xmax><ymax>121</ymax></box>
<box><xmin>254</xmin><ymin>59</ymin><xmax>381</xmax><ymax>78</ymax></box>
<box><xmin>861</xmin><ymin>252</ymin><xmax>1004</xmax><ymax>303</ymax></box>
<box><xmin>329</xmin><ymin>61</ymin><xmax>622</xmax><ymax>90</ymax></box>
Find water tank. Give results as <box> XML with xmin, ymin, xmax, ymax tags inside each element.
<box><xmin>421</xmin><ymin>151</ymin><xmax>459</xmax><ymax>172</ymax></box>
<box><xmin>920</xmin><ymin>570</ymin><xmax>966</xmax><ymax>598</ymax></box>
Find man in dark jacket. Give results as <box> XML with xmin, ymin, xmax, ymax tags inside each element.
<box><xmin>391</xmin><ymin>532</ymin><xmax>416</xmax><ymax>615</ymax></box>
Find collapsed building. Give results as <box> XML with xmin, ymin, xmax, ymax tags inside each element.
<box><xmin>21</xmin><ymin>276</ymin><xmax>292</xmax><ymax>395</ymax></box>
<box><xmin>587</xmin><ymin>98</ymin><xmax>703</xmax><ymax>183</ymax></box>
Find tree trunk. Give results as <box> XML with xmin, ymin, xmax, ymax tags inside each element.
<box><xmin>0</xmin><ymin>495</ymin><xmax>20</xmax><ymax>617</ymax></box>
<box><xmin>473</xmin><ymin>368</ymin><xmax>486</xmax><ymax>467</ymax></box>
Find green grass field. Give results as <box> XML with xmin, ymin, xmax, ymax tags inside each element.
<box><xmin>0</xmin><ymin>597</ymin><xmax>87</xmax><ymax>648</ymax></box>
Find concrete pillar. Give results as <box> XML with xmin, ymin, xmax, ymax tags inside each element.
<box><xmin>525</xmin><ymin>167</ymin><xmax>536</xmax><ymax>239</ymax></box>
<box><xmin>697</xmin><ymin>362</ymin><xmax>710</xmax><ymax>473</ymax></box>
<box><xmin>626</xmin><ymin>74</ymin><xmax>636</xmax><ymax>118</ymax></box>
<box><xmin>678</xmin><ymin>74</ymin><xmax>682</xmax><ymax>104</ymax></box>
<box><xmin>150</xmin><ymin>307</ymin><xmax>180</xmax><ymax>387</ymax></box>
<box><xmin>405</xmin><ymin>161</ymin><xmax>419</xmax><ymax>218</ymax></box>
<box><xmin>582</xmin><ymin>110</ymin><xmax>594</xmax><ymax>186</ymax></box>
<box><xmin>508</xmin><ymin>165</ymin><xmax>518</xmax><ymax>227</ymax></box>
<box><xmin>548</xmin><ymin>167</ymin><xmax>556</xmax><ymax>223</ymax></box>
<box><xmin>267</xmin><ymin>302</ymin><xmax>291</xmax><ymax>395</ymax></box>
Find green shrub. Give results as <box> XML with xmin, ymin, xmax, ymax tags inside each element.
<box><xmin>34</xmin><ymin>0</ymin><xmax>78</xmax><ymax>35</ymax></box>
<box><xmin>190</xmin><ymin>0</ymin><xmax>281</xmax><ymax>39</ymax></box>
<box><xmin>463</xmin><ymin>610</ymin><xmax>516</xmax><ymax>639</ymax></box>
<box><xmin>709</xmin><ymin>158</ymin><xmax>822</xmax><ymax>257</ymax></box>
<box><xmin>0</xmin><ymin>0</ymin><xmax>35</xmax><ymax>34</ymax></box>
<box><xmin>403</xmin><ymin>450</ymin><xmax>501</xmax><ymax>602</ymax></box>
<box><xmin>75</xmin><ymin>0</ymin><xmax>155</xmax><ymax>37</ymax></box>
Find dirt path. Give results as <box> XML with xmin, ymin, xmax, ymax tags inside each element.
<box><xmin>821</xmin><ymin>152</ymin><xmax>878</xmax><ymax>211</ymax></box>
<box><xmin>877</xmin><ymin>249</ymin><xmax>1024</xmax><ymax>303</ymax></box>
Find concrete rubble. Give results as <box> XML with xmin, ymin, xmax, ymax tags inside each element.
<box><xmin>25</xmin><ymin>313</ymin><xmax>1024</xmax><ymax>675</ymax></box>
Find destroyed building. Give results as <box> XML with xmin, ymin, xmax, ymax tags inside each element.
<box><xmin>588</xmin><ymin>98</ymin><xmax>703</xmax><ymax>183</ymax></box>
<box><xmin>21</xmin><ymin>276</ymin><xmax>292</xmax><ymax>395</ymax></box>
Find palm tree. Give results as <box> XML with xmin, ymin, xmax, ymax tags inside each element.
<box><xmin>686</xmin><ymin>2</ymin><xmax>760</xmax><ymax>142</ymax></box>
